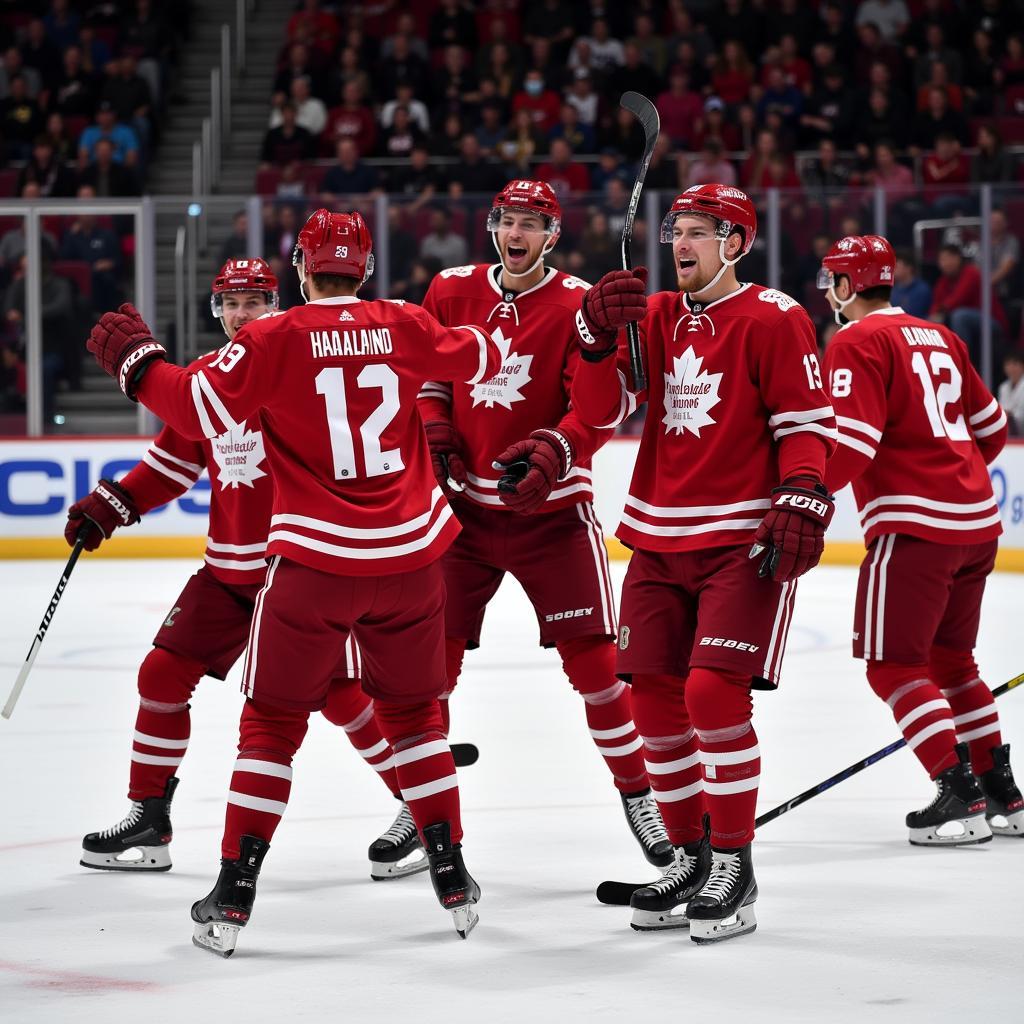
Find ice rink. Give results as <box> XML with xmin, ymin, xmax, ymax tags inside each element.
<box><xmin>0</xmin><ymin>556</ymin><xmax>1021</xmax><ymax>1023</ymax></box>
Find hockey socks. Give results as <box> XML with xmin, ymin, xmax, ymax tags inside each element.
<box><xmin>867</xmin><ymin>661</ymin><xmax>959</xmax><ymax>778</ymax></box>
<box><xmin>128</xmin><ymin>647</ymin><xmax>203</xmax><ymax>801</ymax></box>
<box><xmin>320</xmin><ymin>677</ymin><xmax>401</xmax><ymax>798</ymax></box>
<box><xmin>929</xmin><ymin>647</ymin><xmax>1003</xmax><ymax>776</ymax></box>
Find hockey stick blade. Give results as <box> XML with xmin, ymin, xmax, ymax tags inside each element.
<box><xmin>595</xmin><ymin>671</ymin><xmax>1024</xmax><ymax>905</ymax></box>
<box><xmin>618</xmin><ymin>92</ymin><xmax>659</xmax><ymax>394</ymax></box>
<box><xmin>451</xmin><ymin>743</ymin><xmax>479</xmax><ymax>767</ymax></box>
<box><xmin>3</xmin><ymin>531</ymin><xmax>88</xmax><ymax>720</ymax></box>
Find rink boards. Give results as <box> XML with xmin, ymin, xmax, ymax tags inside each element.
<box><xmin>1</xmin><ymin>435</ymin><xmax>1024</xmax><ymax>570</ymax></box>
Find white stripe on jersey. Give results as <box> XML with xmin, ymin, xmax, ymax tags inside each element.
<box><xmin>142</xmin><ymin>451</ymin><xmax>199</xmax><ymax>489</ymax></box>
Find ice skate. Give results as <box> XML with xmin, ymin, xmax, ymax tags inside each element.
<box><xmin>368</xmin><ymin>801</ymin><xmax>428</xmax><ymax>879</ymax></box>
<box><xmin>80</xmin><ymin>777</ymin><xmax>178</xmax><ymax>872</ymax></box>
<box><xmin>907</xmin><ymin>743</ymin><xmax>992</xmax><ymax>847</ymax></box>
<box><xmin>191</xmin><ymin>835</ymin><xmax>269</xmax><ymax>958</ymax></box>
<box><xmin>630</xmin><ymin>831</ymin><xmax>711</xmax><ymax>931</ymax></box>
<box><xmin>686</xmin><ymin>844</ymin><xmax>758</xmax><ymax>944</ymax></box>
<box><xmin>621</xmin><ymin>788</ymin><xmax>674</xmax><ymax>867</ymax></box>
<box><xmin>979</xmin><ymin>743</ymin><xmax>1024</xmax><ymax>838</ymax></box>
<box><xmin>423</xmin><ymin>821</ymin><xmax>480</xmax><ymax>939</ymax></box>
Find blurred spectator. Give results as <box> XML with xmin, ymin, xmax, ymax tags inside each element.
<box><xmin>590</xmin><ymin>148</ymin><xmax>627</xmax><ymax>194</ymax></box>
<box><xmin>602</xmin><ymin>177</ymin><xmax>630</xmax><ymax>237</ymax></box>
<box><xmin>578</xmin><ymin>210</ymin><xmax>618</xmax><ymax>283</ymax></box>
<box><xmin>856</xmin><ymin>0</ymin><xmax>910</xmax><ymax>43</ymax></box>
<box><xmin>79</xmin><ymin>137</ymin><xmax>140</xmax><ymax>197</ymax></box>
<box><xmin>0</xmin><ymin>210</ymin><xmax>57</xmax><ymax>279</ymax></box>
<box><xmin>386</xmin><ymin>206</ymin><xmax>418</xmax><ymax>299</ymax></box>
<box><xmin>801</xmin><ymin>137</ymin><xmax>852</xmax><ymax>195</ymax></box>
<box><xmin>610</xmin><ymin>42</ymin><xmax>662</xmax><ymax>101</ymax></box>
<box><xmin>512</xmin><ymin>69</ymin><xmax>560</xmax><ymax>133</ymax></box>
<box><xmin>667</xmin><ymin>8</ymin><xmax>717</xmax><ymax>70</ymax></box>
<box><xmin>381</xmin><ymin>12</ymin><xmax>429</xmax><ymax>63</ymax></box>
<box><xmin>1</xmin><ymin>75</ymin><xmax>42</xmax><ymax>159</ymax></box>
<box><xmin>376</xmin><ymin>33</ymin><xmax>429</xmax><ymax>104</ymax></box>
<box><xmin>911</xmin><ymin>86</ymin><xmax>967</xmax><ymax>150</ymax></box>
<box><xmin>437</xmin><ymin>111</ymin><xmax>467</xmax><ymax>158</ymax></box>
<box><xmin>45</xmin><ymin>111</ymin><xmax>75</xmax><ymax>162</ymax></box>
<box><xmin>741</xmin><ymin>130</ymin><xmax>791</xmax><ymax>189</ymax></box>
<box><xmin>757</xmin><ymin>65</ymin><xmax>804</xmax><ymax>131</ymax></box>
<box><xmin>916</xmin><ymin>61</ymin><xmax>963</xmax><ymax>113</ymax></box>
<box><xmin>322</xmin><ymin>81</ymin><xmax>377</xmax><ymax>157</ymax></box>
<box><xmin>549</xmin><ymin>102</ymin><xmax>594</xmax><ymax>154</ymax></box>
<box><xmin>320</xmin><ymin>138</ymin><xmax>381</xmax><ymax>200</ymax></box>
<box><xmin>447</xmin><ymin>134</ymin><xmax>504</xmax><ymax>196</ymax></box>
<box><xmin>685</xmin><ymin>138</ymin><xmax>738</xmax><ymax>189</ymax></box>
<box><xmin>18</xmin><ymin>134</ymin><xmax>76</xmax><ymax>198</ymax></box>
<box><xmin>219</xmin><ymin>211</ymin><xmax>250</xmax><ymax>263</ymax></box>
<box><xmin>274</xmin><ymin>43</ymin><xmax>325</xmax><ymax>102</ymax></box>
<box><xmin>77</xmin><ymin>26</ymin><xmax>112</xmax><ymax>77</ymax></box>
<box><xmin>59</xmin><ymin>186</ymin><xmax>123</xmax><ymax>312</ymax></box>
<box><xmin>0</xmin><ymin>48</ymin><xmax>41</xmax><ymax>99</ymax></box>
<box><xmin>381</xmin><ymin>82</ymin><xmax>429</xmax><ymax>135</ymax></box>
<box><xmin>287</xmin><ymin>0</ymin><xmax>340</xmax><ymax>59</ymax></box>
<box><xmin>433</xmin><ymin>45</ymin><xmax>481</xmax><ymax>120</ymax></box>
<box><xmin>419</xmin><ymin>208</ymin><xmax>468</xmax><ymax>268</ymax></box>
<box><xmin>972</xmin><ymin>123</ymin><xmax>1014</xmax><ymax>183</ymax></box>
<box><xmin>777</xmin><ymin>32</ymin><xmax>812</xmax><ymax>90</ymax></box>
<box><xmin>923</xmin><ymin>133</ymin><xmax>970</xmax><ymax>217</ymax></box>
<box><xmin>855</xmin><ymin>88</ymin><xmax>907</xmax><ymax>162</ymax></box>
<box><xmin>964</xmin><ymin>29</ymin><xmax>997</xmax><ymax>114</ymax></box>
<box><xmin>270</xmin><ymin>77</ymin><xmax>326</xmax><ymax>137</ymax></box>
<box><xmin>929</xmin><ymin>243</ymin><xmax>1007</xmax><ymax>362</ymax></box>
<box><xmin>388</xmin><ymin>145</ymin><xmax>446</xmax><ymax>210</ymax></box>
<box><xmin>475</xmin><ymin>101</ymin><xmax>507</xmax><ymax>155</ymax></box>
<box><xmin>526</xmin><ymin>37</ymin><xmax>568</xmax><ymax>93</ymax></box>
<box><xmin>479</xmin><ymin>40</ymin><xmax>519</xmax><ymax>103</ymax></box>
<box><xmin>43</xmin><ymin>0</ymin><xmax>82</xmax><ymax>52</ymax></box>
<box><xmin>430</xmin><ymin>0</ymin><xmax>478</xmax><ymax>52</ymax></box>
<box><xmin>990</xmin><ymin>208</ymin><xmax>1021</xmax><ymax>309</ymax></box>
<box><xmin>378</xmin><ymin>106</ymin><xmax>425</xmax><ymax>159</ymax></box>
<box><xmin>998</xmin><ymin>351</ymin><xmax>1024</xmax><ymax>435</ymax></box>
<box><xmin>628</xmin><ymin>13</ymin><xmax>669</xmax><ymax>78</ymax></box>
<box><xmin>913</xmin><ymin>24</ymin><xmax>963</xmax><ymax>89</ymax></box>
<box><xmin>566</xmin><ymin>68</ymin><xmax>599</xmax><ymax>126</ymax></box>
<box><xmin>19</xmin><ymin>18</ymin><xmax>61</xmax><ymax>84</ymax></box>
<box><xmin>261</xmin><ymin>102</ymin><xmax>316</xmax><ymax>167</ymax></box>
<box><xmin>853</xmin><ymin>22</ymin><xmax>904</xmax><ymax>87</ymax></box>
<box><xmin>575</xmin><ymin>18</ymin><xmax>624</xmax><ymax>76</ymax></box>
<box><xmin>325</xmin><ymin>46</ymin><xmax>373</xmax><ymax>109</ymax></box>
<box><xmin>997</xmin><ymin>34</ymin><xmax>1024</xmax><ymax>89</ymax></box>
<box><xmin>800</xmin><ymin>64</ymin><xmax>855</xmax><ymax>148</ymax></box>
<box><xmin>265</xmin><ymin>204</ymin><xmax>302</xmax><ymax>307</ymax></box>
<box><xmin>405</xmin><ymin>257</ymin><xmax>442</xmax><ymax>306</ymax></box>
<box><xmin>890</xmin><ymin>249</ymin><xmax>933</xmax><ymax>318</ymax></box>
<box><xmin>78</xmin><ymin>103</ymin><xmax>139</xmax><ymax>168</ymax></box>
<box><xmin>869</xmin><ymin>140</ymin><xmax>918</xmax><ymax>205</ymax></box>
<box><xmin>692</xmin><ymin>96</ymin><xmax>741</xmax><ymax>151</ymax></box>
<box><xmin>52</xmin><ymin>45</ymin><xmax>98</xmax><ymax>118</ymax></box>
<box><xmin>712</xmin><ymin>0</ymin><xmax>763</xmax><ymax>60</ymax></box>
<box><xmin>600</xmin><ymin>105</ymin><xmax>648</xmax><ymax>162</ymax></box>
<box><xmin>499</xmin><ymin>107</ymin><xmax>547</xmax><ymax>170</ymax></box>
<box><xmin>536</xmin><ymin>138</ymin><xmax>590</xmax><ymax>199</ymax></box>
<box><xmin>524</xmin><ymin>0</ymin><xmax>575</xmax><ymax>63</ymax></box>
<box><xmin>100</xmin><ymin>55</ymin><xmax>152</xmax><ymax>154</ymax></box>
<box><xmin>710</xmin><ymin>40</ymin><xmax>754</xmax><ymax>108</ymax></box>
<box><xmin>656</xmin><ymin>69</ymin><xmax>702</xmax><ymax>148</ymax></box>
<box><xmin>274</xmin><ymin>161</ymin><xmax>306</xmax><ymax>199</ymax></box>
<box><xmin>644</xmin><ymin>134</ymin><xmax>682</xmax><ymax>191</ymax></box>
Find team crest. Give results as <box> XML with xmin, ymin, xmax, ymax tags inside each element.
<box><xmin>470</xmin><ymin>326</ymin><xmax>533</xmax><ymax>409</ymax></box>
<box><xmin>440</xmin><ymin>265</ymin><xmax>475</xmax><ymax>279</ymax></box>
<box><xmin>757</xmin><ymin>289</ymin><xmax>799</xmax><ymax>312</ymax></box>
<box><xmin>210</xmin><ymin>421</ymin><xmax>268</xmax><ymax>489</ymax></box>
<box><xmin>561</xmin><ymin>275</ymin><xmax>590</xmax><ymax>291</ymax></box>
<box><xmin>662</xmin><ymin>345</ymin><xmax>722</xmax><ymax>437</ymax></box>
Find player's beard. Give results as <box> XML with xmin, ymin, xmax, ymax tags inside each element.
<box><xmin>676</xmin><ymin>257</ymin><xmax>716</xmax><ymax>294</ymax></box>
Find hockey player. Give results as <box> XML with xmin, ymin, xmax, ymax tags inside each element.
<box><xmin>84</xmin><ymin>211</ymin><xmax>502</xmax><ymax>954</ymax></box>
<box><xmin>818</xmin><ymin>233</ymin><xmax>1022</xmax><ymax>846</ymax></box>
<box><xmin>571</xmin><ymin>184</ymin><xmax>837</xmax><ymax>943</ymax></box>
<box><xmin>71</xmin><ymin>259</ymin><xmax>424</xmax><ymax>883</ymax></box>
<box><xmin>418</xmin><ymin>179</ymin><xmax>672</xmax><ymax>869</ymax></box>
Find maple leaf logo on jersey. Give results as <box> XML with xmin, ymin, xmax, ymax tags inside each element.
<box><xmin>662</xmin><ymin>346</ymin><xmax>722</xmax><ymax>437</ymax></box>
<box><xmin>470</xmin><ymin>326</ymin><xmax>533</xmax><ymax>410</ymax></box>
<box><xmin>210</xmin><ymin>422</ymin><xmax>268</xmax><ymax>489</ymax></box>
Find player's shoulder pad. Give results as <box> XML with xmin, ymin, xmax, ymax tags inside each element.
<box><xmin>752</xmin><ymin>285</ymin><xmax>803</xmax><ymax>315</ymax></box>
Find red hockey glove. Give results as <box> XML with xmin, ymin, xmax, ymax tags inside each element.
<box><xmin>749</xmin><ymin>477</ymin><xmax>835</xmax><ymax>582</ymax></box>
<box><xmin>492</xmin><ymin>429</ymin><xmax>574</xmax><ymax>514</ymax></box>
<box><xmin>86</xmin><ymin>302</ymin><xmax>166</xmax><ymax>400</ymax></box>
<box><xmin>576</xmin><ymin>268</ymin><xmax>648</xmax><ymax>362</ymax></box>
<box><xmin>424</xmin><ymin>419</ymin><xmax>468</xmax><ymax>493</ymax></box>
<box><xmin>65</xmin><ymin>477</ymin><xmax>140</xmax><ymax>551</ymax></box>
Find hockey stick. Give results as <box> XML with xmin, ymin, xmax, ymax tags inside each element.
<box><xmin>618</xmin><ymin>91</ymin><xmax>660</xmax><ymax>394</ymax></box>
<box><xmin>596</xmin><ymin>670</ymin><xmax>1024</xmax><ymax>904</ymax></box>
<box><xmin>2</xmin><ymin>529</ymin><xmax>89</xmax><ymax>720</ymax></box>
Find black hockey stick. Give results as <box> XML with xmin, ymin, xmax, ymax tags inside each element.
<box><xmin>596</xmin><ymin>670</ymin><xmax>1024</xmax><ymax>904</ymax></box>
<box><xmin>451</xmin><ymin>743</ymin><xmax>478</xmax><ymax>768</ymax></box>
<box><xmin>618</xmin><ymin>91</ymin><xmax>659</xmax><ymax>394</ymax></box>
<box><xmin>2</xmin><ymin>529</ymin><xmax>89</xmax><ymax>719</ymax></box>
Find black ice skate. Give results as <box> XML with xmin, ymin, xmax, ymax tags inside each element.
<box><xmin>423</xmin><ymin>821</ymin><xmax>480</xmax><ymax>939</ymax></box>
<box><xmin>907</xmin><ymin>743</ymin><xmax>992</xmax><ymax>847</ymax></box>
<box><xmin>368</xmin><ymin>800</ymin><xmax>427</xmax><ymax>880</ymax></box>
<box><xmin>630</xmin><ymin>832</ymin><xmax>712</xmax><ymax>931</ymax></box>
<box><xmin>191</xmin><ymin>835</ymin><xmax>270</xmax><ymax>958</ymax></box>
<box><xmin>80</xmin><ymin>777</ymin><xmax>178</xmax><ymax>871</ymax></box>
<box><xmin>621</xmin><ymin>788</ymin><xmax>674</xmax><ymax>867</ymax></box>
<box><xmin>686</xmin><ymin>844</ymin><xmax>758</xmax><ymax>944</ymax></box>
<box><xmin>979</xmin><ymin>743</ymin><xmax>1024</xmax><ymax>838</ymax></box>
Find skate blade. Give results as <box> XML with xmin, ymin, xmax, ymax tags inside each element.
<box><xmin>369</xmin><ymin>848</ymin><xmax>428</xmax><ymax>881</ymax></box>
<box><xmin>80</xmin><ymin>845</ymin><xmax>172</xmax><ymax>872</ymax></box>
<box><xmin>630</xmin><ymin>905</ymin><xmax>690</xmax><ymax>931</ymax></box>
<box><xmin>192</xmin><ymin>921</ymin><xmax>240</xmax><ymax>958</ymax></box>
<box><xmin>988</xmin><ymin>809</ymin><xmax>1024</xmax><ymax>837</ymax></box>
<box><xmin>451</xmin><ymin>904</ymin><xmax>479</xmax><ymax>940</ymax></box>
<box><xmin>689</xmin><ymin>903</ymin><xmax>757</xmax><ymax>944</ymax></box>
<box><xmin>908</xmin><ymin>814</ymin><xmax>993</xmax><ymax>847</ymax></box>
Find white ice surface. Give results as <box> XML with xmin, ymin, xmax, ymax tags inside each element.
<box><xmin>0</xmin><ymin>558</ymin><xmax>1021</xmax><ymax>1023</ymax></box>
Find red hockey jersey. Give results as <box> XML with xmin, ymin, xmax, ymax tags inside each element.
<box><xmin>822</xmin><ymin>306</ymin><xmax>1006</xmax><ymax>546</ymax></box>
<box><xmin>419</xmin><ymin>263</ymin><xmax>612</xmax><ymax>511</ymax></box>
<box><xmin>571</xmin><ymin>283</ymin><xmax>837</xmax><ymax>552</ymax></box>
<box><xmin>135</xmin><ymin>296</ymin><xmax>500</xmax><ymax>576</ymax></box>
<box><xmin>120</xmin><ymin>350</ymin><xmax>273</xmax><ymax>585</ymax></box>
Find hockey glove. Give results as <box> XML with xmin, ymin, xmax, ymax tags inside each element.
<box><xmin>576</xmin><ymin>268</ymin><xmax>648</xmax><ymax>362</ymax></box>
<box><xmin>87</xmin><ymin>303</ymin><xmax>166</xmax><ymax>400</ymax></box>
<box><xmin>492</xmin><ymin>429</ymin><xmax>574</xmax><ymax>514</ymax></box>
<box><xmin>749</xmin><ymin>477</ymin><xmax>835</xmax><ymax>582</ymax></box>
<box><xmin>424</xmin><ymin>419</ymin><xmax>468</xmax><ymax>493</ymax></box>
<box><xmin>65</xmin><ymin>477</ymin><xmax>140</xmax><ymax>551</ymax></box>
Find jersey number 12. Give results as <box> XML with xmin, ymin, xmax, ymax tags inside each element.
<box><xmin>911</xmin><ymin>350</ymin><xmax>969</xmax><ymax>442</ymax></box>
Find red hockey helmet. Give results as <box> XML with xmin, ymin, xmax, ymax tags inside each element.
<box><xmin>660</xmin><ymin>183</ymin><xmax>758</xmax><ymax>255</ymax></box>
<box><xmin>487</xmin><ymin>179</ymin><xmax>562</xmax><ymax>235</ymax></box>
<box><xmin>292</xmin><ymin>208</ymin><xmax>374</xmax><ymax>283</ymax></box>
<box><xmin>210</xmin><ymin>257</ymin><xmax>279</xmax><ymax>317</ymax></box>
<box><xmin>817</xmin><ymin>234</ymin><xmax>896</xmax><ymax>293</ymax></box>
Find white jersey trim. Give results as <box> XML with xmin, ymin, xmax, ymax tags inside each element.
<box><xmin>620</xmin><ymin>511</ymin><xmax>764</xmax><ymax>537</ymax></box>
<box><xmin>271</xmin><ymin>488</ymin><xmax>446</xmax><ymax>540</ymax></box>
<box><xmin>836</xmin><ymin>416</ymin><xmax>883</xmax><ymax>442</ymax></box>
<box><xmin>142</xmin><ymin>451</ymin><xmax>198</xmax><ymax>489</ymax></box>
<box><xmin>625</xmin><ymin>495</ymin><xmax>770</xmax><ymax>518</ymax></box>
<box><xmin>837</xmin><ymin>433</ymin><xmax>877</xmax><ymax>459</ymax></box>
<box><xmin>969</xmin><ymin>398</ymin><xmax>999</xmax><ymax>425</ymax></box>
<box><xmin>858</xmin><ymin>493</ymin><xmax>998</xmax><ymax>517</ymax></box>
